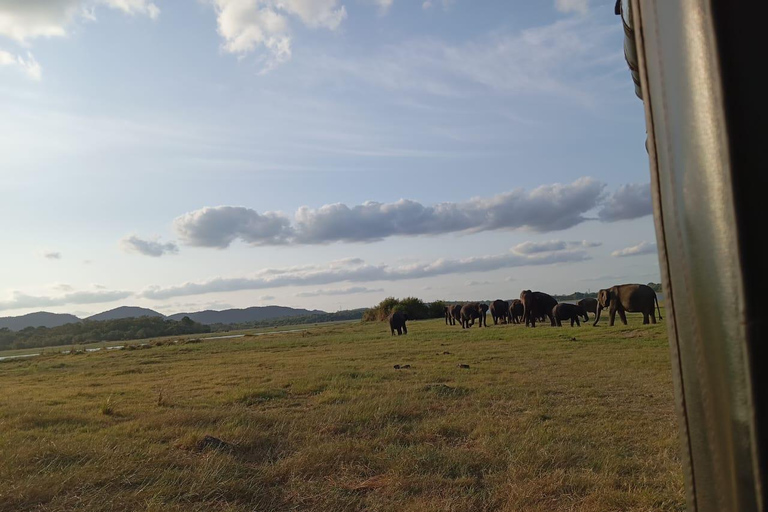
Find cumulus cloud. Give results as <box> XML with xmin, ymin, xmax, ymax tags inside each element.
<box><xmin>296</xmin><ymin>286</ymin><xmax>384</xmax><ymax>297</ymax></box>
<box><xmin>174</xmin><ymin>206</ymin><xmax>293</xmax><ymax>248</ymax></box>
<box><xmin>139</xmin><ymin>246</ymin><xmax>589</xmax><ymax>300</ymax></box>
<box><xmin>42</xmin><ymin>251</ymin><xmax>62</xmax><ymax>260</ymax></box>
<box><xmin>611</xmin><ymin>241</ymin><xmax>658</xmax><ymax>258</ymax></box>
<box><xmin>212</xmin><ymin>0</ymin><xmax>346</xmax><ymax>72</ymax></box>
<box><xmin>555</xmin><ymin>0</ymin><xmax>588</xmax><ymax>15</ymax></box>
<box><xmin>120</xmin><ymin>235</ymin><xmax>179</xmax><ymax>257</ymax></box>
<box><xmin>0</xmin><ymin>289</ymin><xmax>132</xmax><ymax>312</ymax></box>
<box><xmin>0</xmin><ymin>0</ymin><xmax>159</xmax><ymax>43</ymax></box>
<box><xmin>598</xmin><ymin>183</ymin><xmax>652</xmax><ymax>222</ymax></box>
<box><xmin>0</xmin><ymin>50</ymin><xmax>42</xmax><ymax>80</ymax></box>
<box><xmin>175</xmin><ymin>178</ymin><xmax>607</xmax><ymax>248</ymax></box>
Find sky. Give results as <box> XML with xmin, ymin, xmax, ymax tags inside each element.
<box><xmin>0</xmin><ymin>0</ymin><xmax>660</xmax><ymax>317</ymax></box>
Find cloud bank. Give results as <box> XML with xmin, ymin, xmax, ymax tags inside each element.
<box><xmin>598</xmin><ymin>183</ymin><xmax>652</xmax><ymax>222</ymax></box>
<box><xmin>0</xmin><ymin>290</ymin><xmax>132</xmax><ymax>312</ymax></box>
<box><xmin>173</xmin><ymin>179</ymin><xmax>650</xmax><ymax>248</ymax></box>
<box><xmin>139</xmin><ymin>244</ymin><xmax>592</xmax><ymax>300</ymax></box>
<box><xmin>611</xmin><ymin>241</ymin><xmax>657</xmax><ymax>258</ymax></box>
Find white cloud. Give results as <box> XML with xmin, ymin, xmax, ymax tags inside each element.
<box><xmin>0</xmin><ymin>50</ymin><xmax>42</xmax><ymax>80</ymax></box>
<box><xmin>296</xmin><ymin>286</ymin><xmax>384</xmax><ymax>297</ymax></box>
<box><xmin>258</xmin><ymin>295</ymin><xmax>275</xmax><ymax>301</ymax></box>
<box><xmin>139</xmin><ymin>246</ymin><xmax>589</xmax><ymax>300</ymax></box>
<box><xmin>42</xmin><ymin>251</ymin><xmax>62</xmax><ymax>260</ymax></box>
<box><xmin>0</xmin><ymin>289</ymin><xmax>132</xmax><ymax>312</ymax></box>
<box><xmin>174</xmin><ymin>206</ymin><xmax>293</xmax><ymax>248</ymax></box>
<box><xmin>555</xmin><ymin>0</ymin><xmax>588</xmax><ymax>15</ymax></box>
<box><xmin>174</xmin><ymin>177</ymin><xmax>607</xmax><ymax>248</ymax></box>
<box><xmin>120</xmin><ymin>235</ymin><xmax>179</xmax><ymax>257</ymax></box>
<box><xmin>0</xmin><ymin>0</ymin><xmax>159</xmax><ymax>43</ymax></box>
<box><xmin>212</xmin><ymin>0</ymin><xmax>346</xmax><ymax>72</ymax></box>
<box><xmin>611</xmin><ymin>241</ymin><xmax>657</xmax><ymax>258</ymax></box>
<box><xmin>598</xmin><ymin>183</ymin><xmax>652</xmax><ymax>222</ymax></box>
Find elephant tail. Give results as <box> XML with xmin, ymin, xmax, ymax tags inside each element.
<box><xmin>655</xmin><ymin>293</ymin><xmax>663</xmax><ymax>320</ymax></box>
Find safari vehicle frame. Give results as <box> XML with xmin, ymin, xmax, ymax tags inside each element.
<box><xmin>620</xmin><ymin>0</ymin><xmax>767</xmax><ymax>510</ymax></box>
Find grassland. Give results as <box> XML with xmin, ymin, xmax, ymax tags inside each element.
<box><xmin>0</xmin><ymin>314</ymin><xmax>684</xmax><ymax>512</ymax></box>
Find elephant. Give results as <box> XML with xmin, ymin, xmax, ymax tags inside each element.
<box><xmin>509</xmin><ymin>299</ymin><xmax>524</xmax><ymax>324</ymax></box>
<box><xmin>444</xmin><ymin>305</ymin><xmax>455</xmax><ymax>325</ymax></box>
<box><xmin>389</xmin><ymin>311</ymin><xmax>409</xmax><ymax>335</ymax></box>
<box><xmin>519</xmin><ymin>290</ymin><xmax>558</xmax><ymax>327</ymax></box>
<box><xmin>460</xmin><ymin>303</ymin><xmax>489</xmax><ymax>328</ymax></box>
<box><xmin>490</xmin><ymin>299</ymin><xmax>510</xmax><ymax>324</ymax></box>
<box><xmin>593</xmin><ymin>284</ymin><xmax>663</xmax><ymax>326</ymax></box>
<box><xmin>450</xmin><ymin>304</ymin><xmax>463</xmax><ymax>326</ymax></box>
<box><xmin>577</xmin><ymin>298</ymin><xmax>598</xmax><ymax>319</ymax></box>
<box><xmin>552</xmin><ymin>303</ymin><xmax>589</xmax><ymax>327</ymax></box>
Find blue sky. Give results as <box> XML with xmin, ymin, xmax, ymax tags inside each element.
<box><xmin>0</xmin><ymin>0</ymin><xmax>659</xmax><ymax>316</ymax></box>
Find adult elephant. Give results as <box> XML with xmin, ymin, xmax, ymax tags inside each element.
<box><xmin>509</xmin><ymin>299</ymin><xmax>524</xmax><ymax>324</ymax></box>
<box><xmin>519</xmin><ymin>290</ymin><xmax>558</xmax><ymax>327</ymax></box>
<box><xmin>490</xmin><ymin>299</ymin><xmax>510</xmax><ymax>324</ymax></box>
<box><xmin>593</xmin><ymin>284</ymin><xmax>662</xmax><ymax>326</ymax></box>
<box><xmin>460</xmin><ymin>303</ymin><xmax>489</xmax><ymax>328</ymax></box>
<box><xmin>388</xmin><ymin>311</ymin><xmax>409</xmax><ymax>335</ymax></box>
<box><xmin>577</xmin><ymin>298</ymin><xmax>598</xmax><ymax>319</ymax></box>
<box><xmin>444</xmin><ymin>305</ymin><xmax>455</xmax><ymax>325</ymax></box>
<box><xmin>450</xmin><ymin>304</ymin><xmax>463</xmax><ymax>326</ymax></box>
<box><xmin>552</xmin><ymin>303</ymin><xmax>589</xmax><ymax>327</ymax></box>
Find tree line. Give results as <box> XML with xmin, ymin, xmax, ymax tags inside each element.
<box><xmin>0</xmin><ymin>316</ymin><xmax>211</xmax><ymax>351</ymax></box>
<box><xmin>208</xmin><ymin>309</ymin><xmax>366</xmax><ymax>332</ymax></box>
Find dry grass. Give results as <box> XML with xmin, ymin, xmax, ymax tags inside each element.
<box><xmin>0</xmin><ymin>314</ymin><xmax>684</xmax><ymax>511</ymax></box>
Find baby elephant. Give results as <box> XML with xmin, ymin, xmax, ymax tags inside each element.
<box><xmin>552</xmin><ymin>303</ymin><xmax>589</xmax><ymax>327</ymax></box>
<box><xmin>389</xmin><ymin>311</ymin><xmax>409</xmax><ymax>336</ymax></box>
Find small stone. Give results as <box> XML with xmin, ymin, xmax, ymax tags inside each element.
<box><xmin>393</xmin><ymin>364</ymin><xmax>401</xmax><ymax>370</ymax></box>
<box><xmin>457</xmin><ymin>364</ymin><xmax>470</xmax><ymax>369</ymax></box>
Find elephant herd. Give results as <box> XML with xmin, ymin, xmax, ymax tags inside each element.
<box><xmin>389</xmin><ymin>283</ymin><xmax>662</xmax><ymax>335</ymax></box>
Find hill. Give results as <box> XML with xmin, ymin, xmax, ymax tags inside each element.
<box><xmin>0</xmin><ymin>311</ymin><xmax>81</xmax><ymax>331</ymax></box>
<box><xmin>86</xmin><ymin>306</ymin><xmax>165</xmax><ymax>321</ymax></box>
<box><xmin>168</xmin><ymin>306</ymin><xmax>325</xmax><ymax>325</ymax></box>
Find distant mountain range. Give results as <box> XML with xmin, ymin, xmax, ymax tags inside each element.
<box><xmin>0</xmin><ymin>311</ymin><xmax>81</xmax><ymax>331</ymax></box>
<box><xmin>167</xmin><ymin>306</ymin><xmax>323</xmax><ymax>324</ymax></box>
<box><xmin>86</xmin><ymin>306</ymin><xmax>165</xmax><ymax>322</ymax></box>
<box><xmin>0</xmin><ymin>305</ymin><xmax>328</xmax><ymax>331</ymax></box>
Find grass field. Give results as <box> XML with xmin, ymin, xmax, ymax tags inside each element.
<box><xmin>0</xmin><ymin>314</ymin><xmax>684</xmax><ymax>512</ymax></box>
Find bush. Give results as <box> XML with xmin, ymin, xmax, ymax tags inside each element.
<box><xmin>363</xmin><ymin>297</ymin><xmax>446</xmax><ymax>322</ymax></box>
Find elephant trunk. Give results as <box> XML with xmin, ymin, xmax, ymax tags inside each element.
<box><xmin>593</xmin><ymin>304</ymin><xmax>602</xmax><ymax>326</ymax></box>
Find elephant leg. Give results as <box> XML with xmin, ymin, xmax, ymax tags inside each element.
<box><xmin>575</xmin><ymin>317</ymin><xmax>580</xmax><ymax>326</ymax></box>
<box><xmin>609</xmin><ymin>307</ymin><xmax>616</xmax><ymax>326</ymax></box>
<box><xmin>403</xmin><ymin>324</ymin><xmax>407</xmax><ymax>335</ymax></box>
<box><xmin>643</xmin><ymin>312</ymin><xmax>649</xmax><ymax>324</ymax></box>
<box><xmin>650</xmin><ymin>312</ymin><xmax>657</xmax><ymax>324</ymax></box>
<box><xmin>618</xmin><ymin>310</ymin><xmax>628</xmax><ymax>325</ymax></box>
